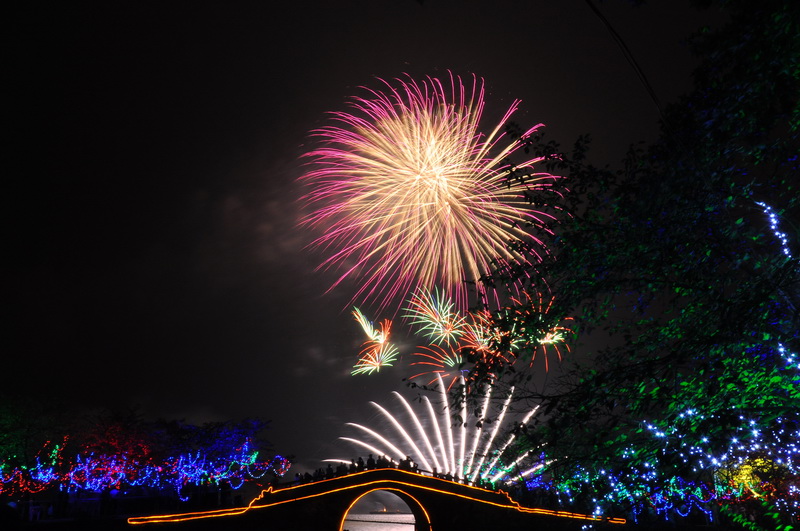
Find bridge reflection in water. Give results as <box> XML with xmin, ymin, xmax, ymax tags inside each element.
<box><xmin>128</xmin><ymin>468</ymin><xmax>626</xmax><ymax>530</ymax></box>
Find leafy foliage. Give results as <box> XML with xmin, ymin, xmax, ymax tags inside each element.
<box><xmin>469</xmin><ymin>0</ymin><xmax>800</xmax><ymax>524</ymax></box>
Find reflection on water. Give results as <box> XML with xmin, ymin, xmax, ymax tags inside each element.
<box><xmin>343</xmin><ymin>512</ymin><xmax>415</xmax><ymax>530</ymax></box>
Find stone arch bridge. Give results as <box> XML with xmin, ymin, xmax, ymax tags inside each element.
<box><xmin>128</xmin><ymin>468</ymin><xmax>625</xmax><ymax>530</ymax></box>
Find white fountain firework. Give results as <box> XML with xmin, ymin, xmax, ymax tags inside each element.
<box><xmin>328</xmin><ymin>375</ymin><xmax>543</xmax><ymax>485</ymax></box>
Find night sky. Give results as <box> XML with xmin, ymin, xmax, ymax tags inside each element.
<box><xmin>7</xmin><ymin>0</ymin><xmax>722</xmax><ymax>473</ymax></box>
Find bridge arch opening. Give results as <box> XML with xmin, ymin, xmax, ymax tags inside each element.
<box><xmin>339</xmin><ymin>488</ymin><xmax>432</xmax><ymax>531</ymax></box>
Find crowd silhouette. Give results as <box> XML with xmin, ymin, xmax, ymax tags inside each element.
<box><xmin>292</xmin><ymin>454</ymin><xmax>497</xmax><ymax>491</ymax></box>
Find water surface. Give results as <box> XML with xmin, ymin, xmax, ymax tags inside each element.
<box><xmin>343</xmin><ymin>512</ymin><xmax>415</xmax><ymax>530</ymax></box>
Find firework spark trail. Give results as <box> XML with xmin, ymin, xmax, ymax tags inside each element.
<box><xmin>429</xmin><ymin>374</ymin><xmax>464</xmax><ymax>476</ymax></box>
<box><xmin>460</xmin><ymin>314</ymin><xmax>495</xmax><ymax>354</ymax></box>
<box><xmin>338</xmin><ymin>437</ymin><xmax>391</xmax><ymax>462</ymax></box>
<box><xmin>422</xmin><ymin>395</ymin><xmax>451</xmax><ymax>475</ymax></box>
<box><xmin>483</xmin><ymin>405</ymin><xmax>540</xmax><ymax>480</ymax></box>
<box><xmin>343</xmin><ymin>425</ymin><xmax>405</xmax><ymax>460</ymax></box>
<box><xmin>352</xmin><ymin>307</ymin><xmax>391</xmax><ymax>345</ymax></box>
<box><xmin>404</xmin><ymin>287</ymin><xmax>467</xmax><ymax>345</ymax></box>
<box><xmin>439</xmin><ymin>376</ymin><xmax>457</xmax><ymax>474</ymax></box>
<box><xmin>491</xmin><ymin>456</ymin><xmax>545</xmax><ymax>484</ymax></box>
<box><xmin>405</xmin><ymin>290</ymin><xmax>507</xmax><ymax>388</ymax></box>
<box><xmin>351</xmin><ymin>341</ymin><xmax>399</xmax><ymax>375</ymax></box>
<box><xmin>464</xmin><ymin>385</ymin><xmax>492</xmax><ymax>477</ymax></box>
<box><xmin>408</xmin><ymin>344</ymin><xmax>464</xmax><ymax>390</ymax></box>
<box><xmin>459</xmin><ymin>309</ymin><xmax>522</xmax><ymax>374</ymax></box>
<box><xmin>459</xmin><ymin>383</ymin><xmax>467</xmax><ymax>479</ymax></box>
<box><xmin>352</xmin><ymin>307</ymin><xmax>385</xmax><ymax>343</ymax></box>
<box><xmin>369</xmin><ymin>401</ymin><xmax>434</xmax><ymax>472</ymax></box>
<box><xmin>503</xmin><ymin>292</ymin><xmax>573</xmax><ymax>371</ymax></box>
<box><xmin>301</xmin><ymin>72</ymin><xmax>563</xmax><ymax>310</ymax></box>
<box><xmin>352</xmin><ymin>289</ymin><xmax>572</xmax><ymax>379</ymax></box>
<box><xmin>351</xmin><ymin>309</ymin><xmax>398</xmax><ymax>375</ymax></box>
<box><xmin>334</xmin><ymin>375</ymin><xmax>543</xmax><ymax>484</ymax></box>
<box><xmin>391</xmin><ymin>392</ymin><xmax>442</xmax><ymax>473</ymax></box>
<box><xmin>489</xmin><ymin>451</ymin><xmax>531</xmax><ymax>483</ymax></box>
<box><xmin>515</xmin><ymin>463</ymin><xmax>546</xmax><ymax>482</ymax></box>
<box><xmin>468</xmin><ymin>387</ymin><xmax>515</xmax><ymax>483</ymax></box>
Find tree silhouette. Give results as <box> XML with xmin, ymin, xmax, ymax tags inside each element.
<box><xmin>470</xmin><ymin>0</ymin><xmax>799</xmax><ymax>525</ymax></box>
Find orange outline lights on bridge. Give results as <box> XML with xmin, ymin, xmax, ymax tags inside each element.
<box><xmin>127</xmin><ymin>468</ymin><xmax>626</xmax><ymax>526</ymax></box>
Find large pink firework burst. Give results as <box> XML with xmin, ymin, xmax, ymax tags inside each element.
<box><xmin>300</xmin><ymin>73</ymin><xmax>563</xmax><ymax>310</ymax></box>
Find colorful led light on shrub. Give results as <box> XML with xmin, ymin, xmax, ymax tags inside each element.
<box><xmin>0</xmin><ymin>437</ymin><xmax>290</xmax><ymax>499</ymax></box>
